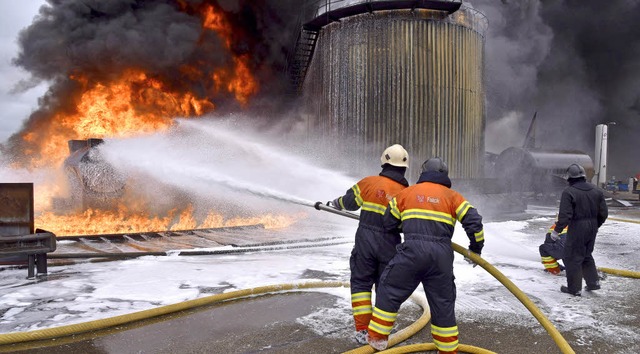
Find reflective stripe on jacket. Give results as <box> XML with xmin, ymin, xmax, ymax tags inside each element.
<box><xmin>384</xmin><ymin>181</ymin><xmax>484</xmax><ymax>246</ymax></box>
<box><xmin>338</xmin><ymin>175</ymin><xmax>407</xmax><ymax>229</ymax></box>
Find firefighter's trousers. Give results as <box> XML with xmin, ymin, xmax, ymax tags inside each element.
<box><xmin>349</xmin><ymin>224</ymin><xmax>400</xmax><ymax>331</ymax></box>
<box><xmin>373</xmin><ymin>235</ymin><xmax>459</xmax><ymax>352</ymax></box>
<box><xmin>563</xmin><ymin>230</ymin><xmax>600</xmax><ymax>293</ymax></box>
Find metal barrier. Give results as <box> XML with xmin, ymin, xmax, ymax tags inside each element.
<box><xmin>0</xmin><ymin>183</ymin><xmax>56</xmax><ymax>278</ymax></box>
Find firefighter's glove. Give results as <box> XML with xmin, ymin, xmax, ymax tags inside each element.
<box><xmin>464</xmin><ymin>252</ymin><xmax>478</xmax><ymax>268</ymax></box>
<box><xmin>469</xmin><ymin>243</ymin><xmax>483</xmax><ymax>256</ymax></box>
<box><xmin>550</xmin><ymin>230</ymin><xmax>560</xmax><ymax>241</ymax></box>
<box><xmin>327</xmin><ymin>198</ymin><xmax>342</xmax><ymax>211</ymax></box>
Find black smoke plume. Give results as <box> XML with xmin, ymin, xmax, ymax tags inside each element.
<box><xmin>3</xmin><ymin>0</ymin><xmax>300</xmax><ymax>166</ymax></box>
<box><xmin>473</xmin><ymin>0</ymin><xmax>640</xmax><ymax>178</ymax></box>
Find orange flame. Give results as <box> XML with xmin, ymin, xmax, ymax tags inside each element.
<box><xmin>35</xmin><ymin>204</ymin><xmax>302</xmax><ymax>236</ymax></box>
<box><xmin>19</xmin><ymin>1</ymin><xmax>265</xmax><ymax>237</ymax></box>
<box><xmin>19</xmin><ymin>2</ymin><xmax>258</xmax><ymax>169</ymax></box>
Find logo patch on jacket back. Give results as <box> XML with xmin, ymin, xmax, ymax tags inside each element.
<box><xmin>376</xmin><ymin>190</ymin><xmax>393</xmax><ymax>202</ymax></box>
<box><xmin>416</xmin><ymin>195</ymin><xmax>439</xmax><ymax>204</ymax></box>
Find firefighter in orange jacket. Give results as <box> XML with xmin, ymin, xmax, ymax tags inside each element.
<box><xmin>328</xmin><ymin>144</ymin><xmax>409</xmax><ymax>345</ymax></box>
<box><xmin>367</xmin><ymin>157</ymin><xmax>484</xmax><ymax>353</ymax></box>
<box><xmin>539</xmin><ymin>222</ymin><xmax>568</xmax><ymax>275</ymax></box>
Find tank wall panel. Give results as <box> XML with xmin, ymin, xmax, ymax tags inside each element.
<box><xmin>304</xmin><ymin>9</ymin><xmax>485</xmax><ymax>179</ymax></box>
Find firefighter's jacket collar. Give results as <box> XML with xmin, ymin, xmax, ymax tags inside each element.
<box><xmin>417</xmin><ymin>171</ymin><xmax>452</xmax><ymax>188</ymax></box>
<box><xmin>568</xmin><ymin>178</ymin><xmax>593</xmax><ymax>191</ymax></box>
<box><xmin>379</xmin><ymin>165</ymin><xmax>409</xmax><ymax>187</ymax></box>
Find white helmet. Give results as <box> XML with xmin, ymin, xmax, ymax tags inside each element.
<box><xmin>380</xmin><ymin>144</ymin><xmax>409</xmax><ymax>167</ymax></box>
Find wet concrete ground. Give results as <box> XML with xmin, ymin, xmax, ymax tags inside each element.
<box><xmin>2</xmin><ymin>289</ymin><xmax>637</xmax><ymax>354</ymax></box>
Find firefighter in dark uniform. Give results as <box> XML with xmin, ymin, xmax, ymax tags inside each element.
<box><xmin>539</xmin><ymin>222</ymin><xmax>568</xmax><ymax>275</ymax></box>
<box><xmin>367</xmin><ymin>157</ymin><xmax>484</xmax><ymax>353</ymax></box>
<box><xmin>328</xmin><ymin>144</ymin><xmax>409</xmax><ymax>344</ymax></box>
<box><xmin>554</xmin><ymin>164</ymin><xmax>608</xmax><ymax>296</ymax></box>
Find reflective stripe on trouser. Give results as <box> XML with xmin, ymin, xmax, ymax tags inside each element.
<box><xmin>368</xmin><ymin>306</ymin><xmax>397</xmax><ymax>340</ymax></box>
<box><xmin>351</xmin><ymin>291</ymin><xmax>372</xmax><ymax>331</ymax></box>
<box><xmin>541</xmin><ymin>256</ymin><xmax>560</xmax><ymax>270</ymax></box>
<box><xmin>432</xmin><ymin>323</ymin><xmax>459</xmax><ymax>353</ymax></box>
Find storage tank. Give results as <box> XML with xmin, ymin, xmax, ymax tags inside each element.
<box><xmin>301</xmin><ymin>1</ymin><xmax>487</xmax><ymax>180</ymax></box>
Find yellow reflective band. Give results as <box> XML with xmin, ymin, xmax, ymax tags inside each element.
<box><xmin>431</xmin><ymin>324</ymin><xmax>459</xmax><ymax>336</ymax></box>
<box><xmin>474</xmin><ymin>229</ymin><xmax>484</xmax><ymax>242</ymax></box>
<box><xmin>368</xmin><ymin>321</ymin><xmax>393</xmax><ymax>335</ymax></box>
<box><xmin>338</xmin><ymin>197</ymin><xmax>346</xmax><ymax>209</ymax></box>
<box><xmin>352</xmin><ymin>184</ymin><xmax>363</xmax><ymax>206</ymax></box>
<box><xmin>434</xmin><ymin>338</ymin><xmax>459</xmax><ymax>351</ymax></box>
<box><xmin>455</xmin><ymin>201</ymin><xmax>472</xmax><ymax>220</ymax></box>
<box><xmin>389</xmin><ymin>198</ymin><xmax>401</xmax><ymax>219</ymax></box>
<box><xmin>362</xmin><ymin>201</ymin><xmax>386</xmax><ymax>215</ymax></box>
<box><xmin>541</xmin><ymin>256</ymin><xmax>555</xmax><ymax>262</ymax></box>
<box><xmin>353</xmin><ymin>306</ymin><xmax>372</xmax><ymax>315</ymax></box>
<box><xmin>401</xmin><ymin>209</ymin><xmax>456</xmax><ymax>226</ymax></box>
<box><xmin>351</xmin><ymin>292</ymin><xmax>372</xmax><ymax>301</ymax></box>
<box><xmin>549</xmin><ymin>226</ymin><xmax>568</xmax><ymax>235</ymax></box>
<box><xmin>372</xmin><ymin>307</ymin><xmax>398</xmax><ymax>321</ymax></box>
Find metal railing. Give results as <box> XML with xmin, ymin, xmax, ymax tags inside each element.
<box><xmin>304</xmin><ymin>0</ymin><xmax>462</xmax><ymax>19</ymax></box>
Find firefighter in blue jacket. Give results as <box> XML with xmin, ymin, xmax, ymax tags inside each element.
<box><xmin>554</xmin><ymin>164</ymin><xmax>608</xmax><ymax>296</ymax></box>
<box><xmin>367</xmin><ymin>157</ymin><xmax>484</xmax><ymax>353</ymax></box>
<box><xmin>540</xmin><ymin>222</ymin><xmax>568</xmax><ymax>275</ymax></box>
<box><xmin>328</xmin><ymin>144</ymin><xmax>409</xmax><ymax>344</ymax></box>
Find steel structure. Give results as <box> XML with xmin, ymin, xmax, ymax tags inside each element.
<box><xmin>296</xmin><ymin>1</ymin><xmax>487</xmax><ymax>179</ymax></box>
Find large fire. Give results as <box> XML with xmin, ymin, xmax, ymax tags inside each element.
<box><xmin>19</xmin><ymin>2</ymin><xmax>258</xmax><ymax>169</ymax></box>
<box><xmin>36</xmin><ymin>205</ymin><xmax>300</xmax><ymax>236</ymax></box>
<box><xmin>9</xmin><ymin>1</ymin><xmax>290</xmax><ymax>237</ymax></box>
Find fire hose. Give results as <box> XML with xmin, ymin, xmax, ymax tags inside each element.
<box><xmin>313</xmin><ymin>200</ymin><xmax>576</xmax><ymax>354</ymax></box>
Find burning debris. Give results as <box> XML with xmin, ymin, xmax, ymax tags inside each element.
<box><xmin>3</xmin><ymin>0</ymin><xmax>299</xmax><ymax>169</ymax></box>
<box><xmin>0</xmin><ymin>0</ymin><xmax>301</xmax><ymax>236</ymax></box>
<box><xmin>61</xmin><ymin>138</ymin><xmax>125</xmax><ymax>210</ymax></box>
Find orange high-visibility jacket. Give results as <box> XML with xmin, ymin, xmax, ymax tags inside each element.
<box><xmin>385</xmin><ymin>181</ymin><xmax>484</xmax><ymax>249</ymax></box>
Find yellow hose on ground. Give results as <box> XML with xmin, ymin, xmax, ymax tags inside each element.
<box><xmin>379</xmin><ymin>343</ymin><xmax>496</xmax><ymax>354</ymax></box>
<box><xmin>598</xmin><ymin>217</ymin><xmax>640</xmax><ymax>278</ymax></box>
<box><xmin>453</xmin><ymin>242</ymin><xmax>575</xmax><ymax>354</ymax></box>
<box><xmin>607</xmin><ymin>217</ymin><xmax>640</xmax><ymax>224</ymax></box>
<box><xmin>0</xmin><ymin>281</ymin><xmax>348</xmax><ymax>346</ymax></box>
<box><xmin>598</xmin><ymin>267</ymin><xmax>640</xmax><ymax>278</ymax></box>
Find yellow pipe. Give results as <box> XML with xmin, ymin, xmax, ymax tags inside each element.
<box><xmin>607</xmin><ymin>217</ymin><xmax>640</xmax><ymax>224</ymax></box>
<box><xmin>379</xmin><ymin>343</ymin><xmax>496</xmax><ymax>354</ymax></box>
<box><xmin>0</xmin><ymin>281</ymin><xmax>348</xmax><ymax>346</ymax></box>
<box><xmin>598</xmin><ymin>267</ymin><xmax>640</xmax><ymax>279</ymax></box>
<box><xmin>452</xmin><ymin>242</ymin><xmax>576</xmax><ymax>354</ymax></box>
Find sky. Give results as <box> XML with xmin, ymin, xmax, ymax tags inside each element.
<box><xmin>0</xmin><ymin>1</ymin><xmax>47</xmax><ymax>142</ymax></box>
<box><xmin>0</xmin><ymin>207</ymin><xmax>639</xmax><ymax>353</ymax></box>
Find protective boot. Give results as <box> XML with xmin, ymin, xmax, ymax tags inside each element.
<box><xmin>541</xmin><ymin>256</ymin><xmax>562</xmax><ymax>275</ymax></box>
<box><xmin>366</xmin><ymin>330</ymin><xmax>388</xmax><ymax>351</ymax></box>
<box><xmin>585</xmin><ymin>281</ymin><xmax>601</xmax><ymax>291</ymax></box>
<box><xmin>354</xmin><ymin>330</ymin><xmax>368</xmax><ymax>345</ymax></box>
<box><xmin>560</xmin><ymin>285</ymin><xmax>581</xmax><ymax>296</ymax></box>
<box><xmin>545</xmin><ymin>266</ymin><xmax>561</xmax><ymax>275</ymax></box>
